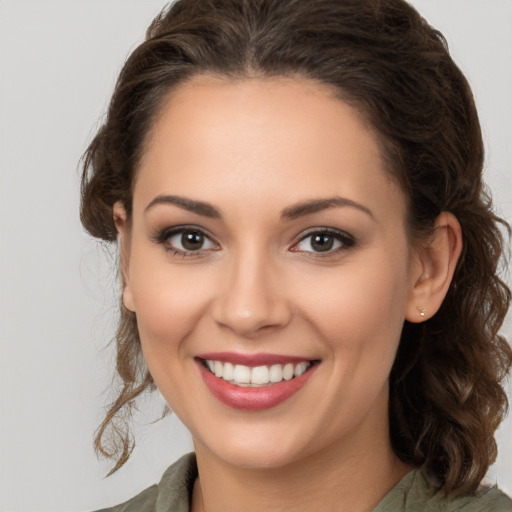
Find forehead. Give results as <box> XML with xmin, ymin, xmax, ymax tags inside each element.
<box><xmin>143</xmin><ymin>75</ymin><xmax>379</xmax><ymax>169</ymax></box>
<box><xmin>135</xmin><ymin>75</ymin><xmax>406</xmax><ymax>223</ymax></box>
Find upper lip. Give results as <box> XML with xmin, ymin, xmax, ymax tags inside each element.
<box><xmin>196</xmin><ymin>352</ymin><xmax>317</xmax><ymax>367</ymax></box>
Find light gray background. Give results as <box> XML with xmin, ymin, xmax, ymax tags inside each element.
<box><xmin>0</xmin><ymin>1</ymin><xmax>511</xmax><ymax>511</ymax></box>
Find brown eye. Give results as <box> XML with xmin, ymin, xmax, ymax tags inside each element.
<box><xmin>310</xmin><ymin>234</ymin><xmax>334</xmax><ymax>252</ymax></box>
<box><xmin>159</xmin><ymin>227</ymin><xmax>218</xmax><ymax>255</ymax></box>
<box><xmin>181</xmin><ymin>230</ymin><xmax>205</xmax><ymax>250</ymax></box>
<box><xmin>293</xmin><ymin>229</ymin><xmax>355</xmax><ymax>255</ymax></box>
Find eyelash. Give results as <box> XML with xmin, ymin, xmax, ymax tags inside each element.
<box><xmin>291</xmin><ymin>228</ymin><xmax>355</xmax><ymax>258</ymax></box>
<box><xmin>153</xmin><ymin>226</ymin><xmax>355</xmax><ymax>259</ymax></box>
<box><xmin>154</xmin><ymin>225</ymin><xmax>220</xmax><ymax>258</ymax></box>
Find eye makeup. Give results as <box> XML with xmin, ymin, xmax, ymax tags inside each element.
<box><xmin>152</xmin><ymin>223</ymin><xmax>356</xmax><ymax>261</ymax></box>
<box><xmin>290</xmin><ymin>227</ymin><xmax>356</xmax><ymax>258</ymax></box>
<box><xmin>152</xmin><ymin>225</ymin><xmax>220</xmax><ymax>258</ymax></box>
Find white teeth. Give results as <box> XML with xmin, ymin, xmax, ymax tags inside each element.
<box><xmin>233</xmin><ymin>364</ymin><xmax>251</xmax><ymax>384</ymax></box>
<box><xmin>269</xmin><ymin>364</ymin><xmax>283</xmax><ymax>383</ymax></box>
<box><xmin>223</xmin><ymin>362</ymin><xmax>234</xmax><ymax>381</ymax></box>
<box><xmin>294</xmin><ymin>362</ymin><xmax>309</xmax><ymax>377</ymax></box>
<box><xmin>204</xmin><ymin>360</ymin><xmax>312</xmax><ymax>386</ymax></box>
<box><xmin>214</xmin><ymin>360</ymin><xmax>223</xmax><ymax>378</ymax></box>
<box><xmin>283</xmin><ymin>363</ymin><xmax>294</xmax><ymax>381</ymax></box>
<box><xmin>251</xmin><ymin>365</ymin><xmax>270</xmax><ymax>385</ymax></box>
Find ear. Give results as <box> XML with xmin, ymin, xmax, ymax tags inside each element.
<box><xmin>113</xmin><ymin>201</ymin><xmax>136</xmax><ymax>313</ymax></box>
<box><xmin>405</xmin><ymin>212</ymin><xmax>462</xmax><ymax>323</ymax></box>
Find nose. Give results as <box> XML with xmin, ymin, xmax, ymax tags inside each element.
<box><xmin>211</xmin><ymin>247</ymin><xmax>292</xmax><ymax>338</ymax></box>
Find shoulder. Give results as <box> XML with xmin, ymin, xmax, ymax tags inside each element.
<box><xmin>93</xmin><ymin>453</ymin><xmax>198</xmax><ymax>512</ymax></box>
<box><xmin>374</xmin><ymin>470</ymin><xmax>512</xmax><ymax>512</ymax></box>
<box><xmin>430</xmin><ymin>486</ymin><xmax>512</xmax><ymax>512</ymax></box>
<box><xmin>409</xmin><ymin>472</ymin><xmax>512</xmax><ymax>512</ymax></box>
<box><xmin>94</xmin><ymin>485</ymin><xmax>158</xmax><ymax>512</ymax></box>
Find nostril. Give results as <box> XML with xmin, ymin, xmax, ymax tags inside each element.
<box><xmin>210</xmin><ymin>261</ymin><xmax>292</xmax><ymax>336</ymax></box>
<box><xmin>212</xmin><ymin>297</ymin><xmax>292</xmax><ymax>337</ymax></box>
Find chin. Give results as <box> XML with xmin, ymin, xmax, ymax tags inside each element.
<box><xmin>194</xmin><ymin>426</ymin><xmax>320</xmax><ymax>470</ymax></box>
<box><xmin>217</xmin><ymin>446</ymin><xmax>304</xmax><ymax>470</ymax></box>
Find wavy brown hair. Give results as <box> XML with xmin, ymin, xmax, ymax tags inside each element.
<box><xmin>80</xmin><ymin>0</ymin><xmax>511</xmax><ymax>492</ymax></box>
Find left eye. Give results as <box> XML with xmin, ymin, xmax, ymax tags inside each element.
<box><xmin>166</xmin><ymin>229</ymin><xmax>217</xmax><ymax>252</ymax></box>
<box><xmin>293</xmin><ymin>230</ymin><xmax>354</xmax><ymax>253</ymax></box>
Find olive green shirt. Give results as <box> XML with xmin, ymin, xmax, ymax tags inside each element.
<box><xmin>96</xmin><ymin>453</ymin><xmax>512</xmax><ymax>511</ymax></box>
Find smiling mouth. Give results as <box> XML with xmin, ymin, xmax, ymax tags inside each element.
<box><xmin>199</xmin><ymin>359</ymin><xmax>317</xmax><ymax>387</ymax></box>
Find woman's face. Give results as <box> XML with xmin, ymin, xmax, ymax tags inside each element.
<box><xmin>119</xmin><ymin>76</ymin><xmax>422</xmax><ymax>469</ymax></box>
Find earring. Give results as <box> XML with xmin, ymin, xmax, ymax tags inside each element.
<box><xmin>417</xmin><ymin>306</ymin><xmax>426</xmax><ymax>318</ymax></box>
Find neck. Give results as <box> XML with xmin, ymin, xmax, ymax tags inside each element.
<box><xmin>191</xmin><ymin>421</ymin><xmax>412</xmax><ymax>512</ymax></box>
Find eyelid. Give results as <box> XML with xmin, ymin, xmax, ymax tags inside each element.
<box><xmin>152</xmin><ymin>225</ymin><xmax>355</xmax><ymax>258</ymax></box>
<box><xmin>290</xmin><ymin>227</ymin><xmax>355</xmax><ymax>255</ymax></box>
<box><xmin>153</xmin><ymin>225</ymin><xmax>220</xmax><ymax>256</ymax></box>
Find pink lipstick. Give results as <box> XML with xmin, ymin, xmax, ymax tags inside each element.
<box><xmin>195</xmin><ymin>352</ymin><xmax>318</xmax><ymax>410</ymax></box>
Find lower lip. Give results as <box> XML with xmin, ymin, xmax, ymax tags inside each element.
<box><xmin>196</xmin><ymin>360</ymin><xmax>317</xmax><ymax>411</ymax></box>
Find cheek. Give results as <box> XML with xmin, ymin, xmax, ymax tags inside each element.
<box><xmin>128</xmin><ymin>261</ymin><xmax>218</xmax><ymax>414</ymax></box>
<box><xmin>127</xmin><ymin>249</ymin><xmax>215</xmax><ymax>358</ymax></box>
<box><xmin>293</xmin><ymin>250</ymin><xmax>409</xmax><ymax>367</ymax></box>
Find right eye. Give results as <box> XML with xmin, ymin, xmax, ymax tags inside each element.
<box><xmin>156</xmin><ymin>227</ymin><xmax>219</xmax><ymax>256</ymax></box>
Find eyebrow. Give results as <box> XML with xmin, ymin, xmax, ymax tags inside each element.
<box><xmin>281</xmin><ymin>196</ymin><xmax>374</xmax><ymax>220</ymax></box>
<box><xmin>144</xmin><ymin>194</ymin><xmax>374</xmax><ymax>220</ymax></box>
<box><xmin>144</xmin><ymin>195</ymin><xmax>221</xmax><ymax>218</ymax></box>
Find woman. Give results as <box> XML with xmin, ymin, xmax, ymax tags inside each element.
<box><xmin>81</xmin><ymin>0</ymin><xmax>512</xmax><ymax>510</ymax></box>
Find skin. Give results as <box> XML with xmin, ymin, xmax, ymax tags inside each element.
<box><xmin>114</xmin><ymin>76</ymin><xmax>462</xmax><ymax>512</ymax></box>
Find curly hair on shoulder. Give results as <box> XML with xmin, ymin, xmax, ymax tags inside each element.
<box><xmin>80</xmin><ymin>0</ymin><xmax>512</xmax><ymax>491</ymax></box>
